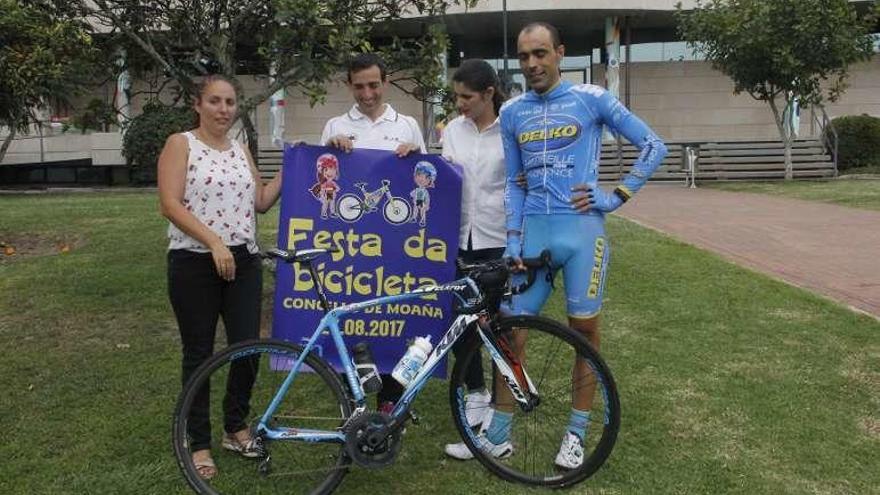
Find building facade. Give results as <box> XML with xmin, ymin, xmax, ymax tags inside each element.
<box><xmin>2</xmin><ymin>1</ymin><xmax>878</xmax><ymax>167</ymax></box>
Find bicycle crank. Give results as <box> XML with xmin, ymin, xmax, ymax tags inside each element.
<box><xmin>343</xmin><ymin>412</ymin><xmax>402</xmax><ymax>468</ymax></box>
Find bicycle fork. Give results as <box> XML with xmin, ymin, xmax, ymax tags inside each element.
<box><xmin>476</xmin><ymin>318</ymin><xmax>540</xmax><ymax>412</ymax></box>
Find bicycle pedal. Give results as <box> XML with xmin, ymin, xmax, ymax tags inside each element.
<box><xmin>408</xmin><ymin>409</ymin><xmax>421</xmax><ymax>425</ymax></box>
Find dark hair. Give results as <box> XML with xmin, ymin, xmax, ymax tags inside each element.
<box><xmin>452</xmin><ymin>59</ymin><xmax>506</xmax><ymax>115</ymax></box>
<box><xmin>347</xmin><ymin>53</ymin><xmax>387</xmax><ymax>82</ymax></box>
<box><xmin>520</xmin><ymin>22</ymin><xmax>562</xmax><ymax>48</ymax></box>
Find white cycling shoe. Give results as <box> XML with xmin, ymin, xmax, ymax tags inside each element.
<box><xmin>445</xmin><ymin>433</ymin><xmax>513</xmax><ymax>460</ymax></box>
<box><xmin>554</xmin><ymin>431</ymin><xmax>585</xmax><ymax>470</ymax></box>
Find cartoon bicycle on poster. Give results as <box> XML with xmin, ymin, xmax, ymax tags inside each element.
<box><xmin>336</xmin><ymin>179</ymin><xmax>411</xmax><ymax>225</ymax></box>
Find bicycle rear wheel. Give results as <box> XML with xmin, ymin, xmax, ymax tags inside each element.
<box><xmin>448</xmin><ymin>315</ymin><xmax>620</xmax><ymax>488</ymax></box>
<box><xmin>173</xmin><ymin>340</ymin><xmax>353</xmax><ymax>495</ymax></box>
<box><xmin>336</xmin><ymin>194</ymin><xmax>363</xmax><ymax>223</ymax></box>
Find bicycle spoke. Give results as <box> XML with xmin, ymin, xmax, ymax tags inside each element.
<box><xmin>448</xmin><ymin>316</ymin><xmax>619</xmax><ymax>488</ymax></box>
<box><xmin>173</xmin><ymin>341</ymin><xmax>352</xmax><ymax>495</ymax></box>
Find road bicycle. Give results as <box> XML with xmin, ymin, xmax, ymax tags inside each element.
<box><xmin>172</xmin><ymin>247</ymin><xmax>620</xmax><ymax>494</ymax></box>
<box><xmin>336</xmin><ymin>180</ymin><xmax>410</xmax><ymax>225</ymax></box>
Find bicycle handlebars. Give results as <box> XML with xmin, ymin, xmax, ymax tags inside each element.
<box><xmin>265</xmin><ymin>246</ymin><xmax>552</xmax><ymax>315</ymax></box>
<box><xmin>454</xmin><ymin>249</ymin><xmax>552</xmax><ymax>314</ymax></box>
<box><xmin>263</xmin><ymin>247</ymin><xmax>341</xmax><ymax>264</ymax></box>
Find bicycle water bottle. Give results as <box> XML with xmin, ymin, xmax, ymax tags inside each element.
<box><xmin>352</xmin><ymin>342</ymin><xmax>382</xmax><ymax>394</ymax></box>
<box><xmin>391</xmin><ymin>336</ymin><xmax>433</xmax><ymax>387</ymax></box>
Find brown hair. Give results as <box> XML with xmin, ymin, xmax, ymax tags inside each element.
<box><xmin>195</xmin><ymin>74</ymin><xmax>235</xmax><ymax>102</ymax></box>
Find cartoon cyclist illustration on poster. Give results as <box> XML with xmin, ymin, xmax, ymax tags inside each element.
<box><xmin>409</xmin><ymin>161</ymin><xmax>436</xmax><ymax>227</ymax></box>
<box><xmin>309</xmin><ymin>153</ymin><xmax>340</xmax><ymax>219</ymax></box>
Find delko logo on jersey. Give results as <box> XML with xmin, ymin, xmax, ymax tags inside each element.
<box><xmin>517</xmin><ymin>114</ymin><xmax>581</xmax><ymax>153</ymax></box>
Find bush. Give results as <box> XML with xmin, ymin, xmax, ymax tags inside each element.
<box><xmin>829</xmin><ymin>114</ymin><xmax>880</xmax><ymax>171</ymax></box>
<box><xmin>122</xmin><ymin>101</ymin><xmax>195</xmax><ymax>183</ymax></box>
<box><xmin>69</xmin><ymin>98</ymin><xmax>117</xmax><ymax>134</ymax></box>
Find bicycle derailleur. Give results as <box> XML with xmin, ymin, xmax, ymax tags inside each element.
<box><xmin>344</xmin><ymin>412</ymin><xmax>402</xmax><ymax>468</ymax></box>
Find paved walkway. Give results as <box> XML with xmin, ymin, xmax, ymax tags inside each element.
<box><xmin>616</xmin><ymin>184</ymin><xmax>880</xmax><ymax>319</ymax></box>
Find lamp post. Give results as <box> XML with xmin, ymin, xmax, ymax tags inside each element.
<box><xmin>502</xmin><ymin>0</ymin><xmax>510</xmax><ymax>92</ymax></box>
<box><xmin>503</xmin><ymin>0</ymin><xmax>508</xmax><ymax>71</ymax></box>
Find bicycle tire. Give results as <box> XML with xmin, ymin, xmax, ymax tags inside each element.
<box><xmin>336</xmin><ymin>194</ymin><xmax>363</xmax><ymax>223</ymax></box>
<box><xmin>383</xmin><ymin>197</ymin><xmax>411</xmax><ymax>225</ymax></box>
<box><xmin>173</xmin><ymin>339</ymin><xmax>353</xmax><ymax>495</ymax></box>
<box><xmin>448</xmin><ymin>315</ymin><xmax>620</xmax><ymax>488</ymax></box>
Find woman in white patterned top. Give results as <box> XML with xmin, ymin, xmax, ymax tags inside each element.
<box><xmin>157</xmin><ymin>75</ymin><xmax>282</xmax><ymax>480</ymax></box>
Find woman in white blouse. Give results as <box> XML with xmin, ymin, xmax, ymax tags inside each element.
<box><xmin>441</xmin><ymin>59</ymin><xmax>508</xmax><ymax>460</ymax></box>
<box><xmin>157</xmin><ymin>75</ymin><xmax>282</xmax><ymax>479</ymax></box>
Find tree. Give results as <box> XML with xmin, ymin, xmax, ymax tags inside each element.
<box><xmin>676</xmin><ymin>0</ymin><xmax>877</xmax><ymax>179</ymax></box>
<box><xmin>75</xmin><ymin>0</ymin><xmax>476</xmax><ymax>159</ymax></box>
<box><xmin>0</xmin><ymin>0</ymin><xmax>97</xmax><ymax>163</ymax></box>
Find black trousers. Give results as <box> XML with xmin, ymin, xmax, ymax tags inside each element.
<box><xmin>376</xmin><ymin>245</ymin><xmax>505</xmax><ymax>404</ymax></box>
<box><xmin>168</xmin><ymin>246</ymin><xmax>263</xmax><ymax>451</ymax></box>
<box><xmin>455</xmin><ymin>245</ymin><xmax>505</xmax><ymax>391</ymax></box>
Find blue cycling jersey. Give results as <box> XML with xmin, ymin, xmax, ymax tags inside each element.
<box><xmin>500</xmin><ymin>80</ymin><xmax>668</xmax><ymax>233</ymax></box>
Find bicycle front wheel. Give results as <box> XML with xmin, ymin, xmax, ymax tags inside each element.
<box><xmin>173</xmin><ymin>340</ymin><xmax>353</xmax><ymax>495</ymax></box>
<box><xmin>383</xmin><ymin>197</ymin><xmax>411</xmax><ymax>225</ymax></box>
<box><xmin>448</xmin><ymin>315</ymin><xmax>620</xmax><ymax>488</ymax></box>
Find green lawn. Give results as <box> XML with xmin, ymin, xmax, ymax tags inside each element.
<box><xmin>706</xmin><ymin>172</ymin><xmax>880</xmax><ymax>211</ymax></box>
<box><xmin>1</xmin><ymin>192</ymin><xmax>878</xmax><ymax>494</ymax></box>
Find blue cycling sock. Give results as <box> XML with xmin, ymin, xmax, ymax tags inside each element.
<box><xmin>567</xmin><ymin>409</ymin><xmax>591</xmax><ymax>440</ymax></box>
<box><xmin>485</xmin><ymin>409</ymin><xmax>513</xmax><ymax>445</ymax></box>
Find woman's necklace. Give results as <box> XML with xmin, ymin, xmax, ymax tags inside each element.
<box><xmin>195</xmin><ymin>129</ymin><xmax>231</xmax><ymax>151</ymax></box>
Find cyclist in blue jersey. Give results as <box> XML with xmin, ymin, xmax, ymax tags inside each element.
<box><xmin>474</xmin><ymin>22</ymin><xmax>668</xmax><ymax>469</ymax></box>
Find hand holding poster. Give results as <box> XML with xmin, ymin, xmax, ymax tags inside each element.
<box><xmin>272</xmin><ymin>144</ymin><xmax>462</xmax><ymax>377</ymax></box>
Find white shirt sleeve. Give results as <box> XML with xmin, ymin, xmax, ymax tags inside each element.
<box><xmin>319</xmin><ymin>118</ymin><xmax>336</xmax><ymax>146</ymax></box>
<box><xmin>441</xmin><ymin>121</ymin><xmax>455</xmax><ymax>162</ymax></box>
<box><xmin>404</xmin><ymin>115</ymin><xmax>427</xmax><ymax>152</ymax></box>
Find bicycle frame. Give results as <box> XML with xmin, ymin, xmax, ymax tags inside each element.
<box><xmin>254</xmin><ymin>274</ymin><xmax>537</xmax><ymax>445</ymax></box>
<box><xmin>355</xmin><ymin>182</ymin><xmax>389</xmax><ymax>210</ymax></box>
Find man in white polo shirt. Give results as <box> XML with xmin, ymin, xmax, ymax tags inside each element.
<box><xmin>320</xmin><ymin>53</ymin><xmax>425</xmax><ymax>414</ymax></box>
<box><xmin>321</xmin><ymin>53</ymin><xmax>426</xmax><ymax>156</ymax></box>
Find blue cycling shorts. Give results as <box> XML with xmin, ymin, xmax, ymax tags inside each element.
<box><xmin>502</xmin><ymin>214</ymin><xmax>610</xmax><ymax>319</ymax></box>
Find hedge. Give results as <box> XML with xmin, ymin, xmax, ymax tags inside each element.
<box><xmin>829</xmin><ymin>114</ymin><xmax>880</xmax><ymax>171</ymax></box>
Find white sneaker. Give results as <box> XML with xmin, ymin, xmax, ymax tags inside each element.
<box><xmin>554</xmin><ymin>431</ymin><xmax>584</xmax><ymax>470</ymax></box>
<box><xmin>444</xmin><ymin>406</ymin><xmax>494</xmax><ymax>459</ymax></box>
<box><xmin>445</xmin><ymin>433</ymin><xmax>513</xmax><ymax>460</ymax></box>
<box><xmin>464</xmin><ymin>390</ymin><xmax>491</xmax><ymax>428</ymax></box>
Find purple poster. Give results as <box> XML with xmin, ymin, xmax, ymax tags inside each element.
<box><xmin>272</xmin><ymin>144</ymin><xmax>462</xmax><ymax>377</ymax></box>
